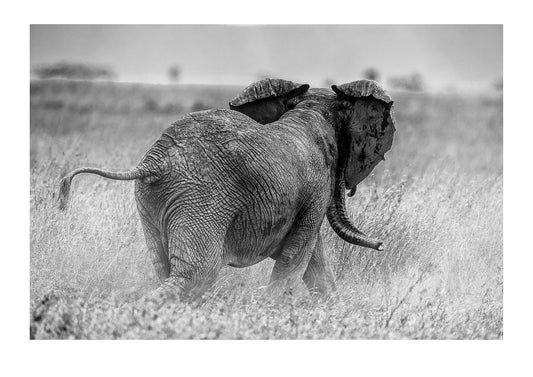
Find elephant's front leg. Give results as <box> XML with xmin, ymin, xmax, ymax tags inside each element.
<box><xmin>302</xmin><ymin>234</ymin><xmax>336</xmax><ymax>295</ymax></box>
<box><xmin>268</xmin><ymin>229</ymin><xmax>317</xmax><ymax>297</ymax></box>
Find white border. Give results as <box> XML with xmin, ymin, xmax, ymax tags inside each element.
<box><xmin>3</xmin><ymin>0</ymin><xmax>532</xmax><ymax>376</ymax></box>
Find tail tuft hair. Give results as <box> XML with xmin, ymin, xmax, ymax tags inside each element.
<box><xmin>58</xmin><ymin>175</ymin><xmax>72</xmax><ymax>211</ymax></box>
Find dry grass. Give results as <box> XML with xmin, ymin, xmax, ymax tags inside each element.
<box><xmin>30</xmin><ymin>80</ymin><xmax>502</xmax><ymax>339</ymax></box>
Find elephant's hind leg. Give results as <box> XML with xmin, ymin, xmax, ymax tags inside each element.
<box><xmin>158</xmin><ymin>267</ymin><xmax>220</xmax><ymax>301</ymax></box>
<box><xmin>154</xmin><ymin>225</ymin><xmax>225</xmax><ymax>301</ymax></box>
<box><xmin>140</xmin><ymin>219</ymin><xmax>170</xmax><ymax>282</ymax></box>
<box><xmin>303</xmin><ymin>234</ymin><xmax>336</xmax><ymax>295</ymax></box>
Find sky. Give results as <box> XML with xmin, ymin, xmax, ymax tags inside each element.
<box><xmin>30</xmin><ymin>25</ymin><xmax>502</xmax><ymax>91</ymax></box>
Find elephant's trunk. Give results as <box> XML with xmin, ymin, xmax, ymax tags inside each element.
<box><xmin>326</xmin><ymin>153</ymin><xmax>384</xmax><ymax>251</ymax></box>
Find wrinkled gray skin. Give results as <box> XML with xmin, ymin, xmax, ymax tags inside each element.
<box><xmin>59</xmin><ymin>84</ymin><xmax>393</xmax><ymax>300</ymax></box>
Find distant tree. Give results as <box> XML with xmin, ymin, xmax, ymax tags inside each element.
<box><xmin>388</xmin><ymin>73</ymin><xmax>425</xmax><ymax>92</ymax></box>
<box><xmin>33</xmin><ymin>61</ymin><xmax>116</xmax><ymax>80</ymax></box>
<box><xmin>168</xmin><ymin>65</ymin><xmax>181</xmax><ymax>82</ymax></box>
<box><xmin>362</xmin><ymin>67</ymin><xmax>380</xmax><ymax>81</ymax></box>
<box><xmin>190</xmin><ymin>101</ymin><xmax>213</xmax><ymax>112</ymax></box>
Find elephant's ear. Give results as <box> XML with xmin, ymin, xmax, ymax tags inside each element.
<box><xmin>332</xmin><ymin>80</ymin><xmax>396</xmax><ymax>190</ymax></box>
<box><xmin>229</xmin><ymin>78</ymin><xmax>310</xmax><ymax>124</ymax></box>
<box><xmin>331</xmin><ymin>79</ymin><xmax>393</xmax><ymax>104</ymax></box>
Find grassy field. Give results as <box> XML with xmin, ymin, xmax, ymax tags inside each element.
<box><xmin>30</xmin><ymin>80</ymin><xmax>502</xmax><ymax>339</ymax></box>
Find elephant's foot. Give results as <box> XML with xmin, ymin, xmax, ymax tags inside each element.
<box><xmin>303</xmin><ymin>274</ymin><xmax>336</xmax><ymax>296</ymax></box>
<box><xmin>302</xmin><ymin>256</ymin><xmax>336</xmax><ymax>295</ymax></box>
<box><xmin>143</xmin><ymin>272</ymin><xmax>220</xmax><ymax>305</ymax></box>
<box><xmin>264</xmin><ymin>277</ymin><xmax>302</xmax><ymax>301</ymax></box>
<box><xmin>137</xmin><ymin>288</ymin><xmax>177</xmax><ymax>307</ymax></box>
<box><xmin>136</xmin><ymin>276</ymin><xmax>186</xmax><ymax>306</ymax></box>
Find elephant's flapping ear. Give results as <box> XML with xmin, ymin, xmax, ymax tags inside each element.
<box><xmin>332</xmin><ymin>80</ymin><xmax>395</xmax><ymax>192</ymax></box>
<box><xmin>229</xmin><ymin>78</ymin><xmax>309</xmax><ymax>124</ymax></box>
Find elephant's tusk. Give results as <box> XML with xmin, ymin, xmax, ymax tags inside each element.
<box><xmin>375</xmin><ymin>151</ymin><xmax>386</xmax><ymax>161</ymax></box>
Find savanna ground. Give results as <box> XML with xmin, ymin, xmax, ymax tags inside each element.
<box><xmin>30</xmin><ymin>80</ymin><xmax>502</xmax><ymax>339</ymax></box>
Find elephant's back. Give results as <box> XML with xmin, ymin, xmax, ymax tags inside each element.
<box><xmin>159</xmin><ymin>109</ymin><xmax>307</xmax><ymax>174</ymax></box>
<box><xmin>164</xmin><ymin>108</ymin><xmax>264</xmax><ymax>138</ymax></box>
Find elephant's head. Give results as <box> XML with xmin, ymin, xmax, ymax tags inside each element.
<box><xmin>331</xmin><ymin>80</ymin><xmax>395</xmax><ymax>196</ymax></box>
<box><xmin>230</xmin><ymin>78</ymin><xmax>395</xmax><ymax>194</ymax></box>
<box><xmin>322</xmin><ymin>80</ymin><xmax>395</xmax><ymax>251</ymax></box>
<box><xmin>229</xmin><ymin>78</ymin><xmax>395</xmax><ymax>251</ymax></box>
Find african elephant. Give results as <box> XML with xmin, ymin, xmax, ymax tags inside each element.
<box><xmin>58</xmin><ymin>78</ymin><xmax>395</xmax><ymax>299</ymax></box>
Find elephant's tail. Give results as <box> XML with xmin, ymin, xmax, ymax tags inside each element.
<box><xmin>58</xmin><ymin>166</ymin><xmax>157</xmax><ymax>210</ymax></box>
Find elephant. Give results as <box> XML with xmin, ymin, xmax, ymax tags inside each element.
<box><xmin>58</xmin><ymin>78</ymin><xmax>395</xmax><ymax>299</ymax></box>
